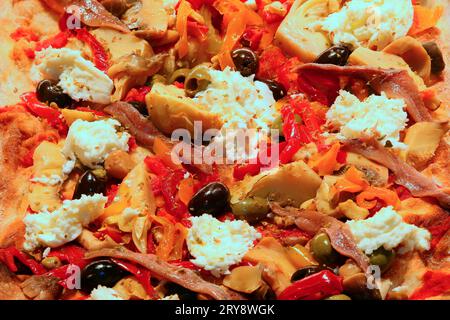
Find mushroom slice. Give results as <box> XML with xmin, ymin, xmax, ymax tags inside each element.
<box><xmin>403</xmin><ymin>122</ymin><xmax>446</xmax><ymax>169</ymax></box>
<box><xmin>122</xmin><ymin>0</ymin><xmax>169</xmax><ymax>40</ymax></box>
<box><xmin>275</xmin><ymin>0</ymin><xmax>333</xmax><ymax>62</ymax></box>
<box><xmin>383</xmin><ymin>36</ymin><xmax>432</xmax><ymax>83</ymax></box>
<box><xmin>223</xmin><ymin>265</ymin><xmax>263</xmax><ymax>294</ymax></box>
<box><xmin>230</xmin><ymin>161</ymin><xmax>322</xmax><ymax>208</ymax></box>
<box><xmin>99</xmin><ymin>0</ymin><xmax>133</xmax><ymax>16</ymax></box>
<box><xmin>345</xmin><ymin>152</ymin><xmax>389</xmax><ymax>187</ymax></box>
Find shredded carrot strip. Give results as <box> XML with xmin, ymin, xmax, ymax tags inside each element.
<box><xmin>409</xmin><ymin>5</ymin><xmax>443</xmax><ymax>35</ymax></box>
<box><xmin>356</xmin><ymin>186</ymin><xmax>401</xmax><ymax>210</ymax></box>
<box><xmin>333</xmin><ymin>166</ymin><xmax>369</xmax><ymax>196</ymax></box>
<box><xmin>214</xmin><ymin>0</ymin><xmax>263</xmax><ymax>69</ymax></box>
<box><xmin>175</xmin><ymin>0</ymin><xmax>194</xmax><ymax>59</ymax></box>
<box><xmin>310</xmin><ymin>142</ymin><xmax>342</xmax><ymax>176</ymax></box>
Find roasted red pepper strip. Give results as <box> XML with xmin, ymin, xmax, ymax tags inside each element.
<box><xmin>187</xmin><ymin>20</ymin><xmax>209</xmax><ymax>41</ymax></box>
<box><xmin>124</xmin><ymin>86</ymin><xmax>151</xmax><ymax>103</ymax></box>
<box><xmin>47</xmin><ymin>244</ymin><xmax>89</xmax><ymax>269</ymax></box>
<box><xmin>73</xmin><ymin>28</ymin><xmax>109</xmax><ymax>72</ymax></box>
<box><xmin>111</xmin><ymin>258</ymin><xmax>158</xmax><ymax>298</ymax></box>
<box><xmin>0</xmin><ymin>247</ymin><xmax>46</xmax><ymax>275</ymax></box>
<box><xmin>277</xmin><ymin>270</ymin><xmax>343</xmax><ymax>300</ymax></box>
<box><xmin>34</xmin><ymin>30</ymin><xmax>70</xmax><ymax>53</ymax></box>
<box><xmin>20</xmin><ymin>92</ymin><xmax>68</xmax><ymax>136</ymax></box>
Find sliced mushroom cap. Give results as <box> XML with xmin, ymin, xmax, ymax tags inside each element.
<box><xmin>122</xmin><ymin>0</ymin><xmax>169</xmax><ymax>40</ymax></box>
<box><xmin>223</xmin><ymin>265</ymin><xmax>263</xmax><ymax>294</ymax></box>
<box><xmin>99</xmin><ymin>0</ymin><xmax>134</xmax><ymax>16</ymax></box>
<box><xmin>345</xmin><ymin>152</ymin><xmax>389</xmax><ymax>187</ymax></box>
<box><xmin>383</xmin><ymin>36</ymin><xmax>432</xmax><ymax>83</ymax></box>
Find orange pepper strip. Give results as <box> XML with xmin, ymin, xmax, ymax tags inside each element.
<box><xmin>178</xmin><ymin>177</ymin><xmax>195</xmax><ymax>206</ymax></box>
<box><xmin>409</xmin><ymin>5</ymin><xmax>443</xmax><ymax>35</ymax></box>
<box><xmin>153</xmin><ymin>137</ymin><xmax>182</xmax><ymax>171</ymax></box>
<box><xmin>356</xmin><ymin>186</ymin><xmax>401</xmax><ymax>210</ymax></box>
<box><xmin>310</xmin><ymin>142</ymin><xmax>341</xmax><ymax>176</ymax></box>
<box><xmin>175</xmin><ymin>0</ymin><xmax>194</xmax><ymax>59</ymax></box>
<box><xmin>214</xmin><ymin>0</ymin><xmax>263</xmax><ymax>69</ymax></box>
<box><xmin>150</xmin><ymin>215</ymin><xmax>176</xmax><ymax>261</ymax></box>
<box><xmin>333</xmin><ymin>166</ymin><xmax>369</xmax><ymax>197</ymax></box>
<box><xmin>170</xmin><ymin>223</ymin><xmax>188</xmax><ymax>261</ymax></box>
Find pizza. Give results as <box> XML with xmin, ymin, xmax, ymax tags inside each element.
<box><xmin>0</xmin><ymin>0</ymin><xmax>449</xmax><ymax>301</ymax></box>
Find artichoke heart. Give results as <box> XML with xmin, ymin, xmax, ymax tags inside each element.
<box><xmin>404</xmin><ymin>122</ymin><xmax>445</xmax><ymax>169</ymax></box>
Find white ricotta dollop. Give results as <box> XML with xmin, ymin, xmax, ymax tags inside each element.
<box><xmin>193</xmin><ymin>67</ymin><xmax>276</xmax><ymax>131</ymax></box>
<box><xmin>186</xmin><ymin>214</ymin><xmax>261</xmax><ymax>277</ymax></box>
<box><xmin>319</xmin><ymin>0</ymin><xmax>414</xmax><ymax>50</ymax></box>
<box><xmin>23</xmin><ymin>194</ymin><xmax>107</xmax><ymax>251</ymax></box>
<box><xmin>326</xmin><ymin>90</ymin><xmax>408</xmax><ymax>148</ymax></box>
<box><xmin>32</xmin><ymin>47</ymin><xmax>113</xmax><ymax>104</ymax></box>
<box><xmin>90</xmin><ymin>285</ymin><xmax>124</xmax><ymax>300</ymax></box>
<box><xmin>63</xmin><ymin>119</ymin><xmax>130</xmax><ymax>169</ymax></box>
<box><xmin>30</xmin><ymin>174</ymin><xmax>63</xmax><ymax>186</ymax></box>
<box><xmin>346</xmin><ymin>206</ymin><xmax>431</xmax><ymax>255</ymax></box>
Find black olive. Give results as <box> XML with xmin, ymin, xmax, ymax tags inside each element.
<box><xmin>165</xmin><ymin>282</ymin><xmax>197</xmax><ymax>300</ymax></box>
<box><xmin>290</xmin><ymin>265</ymin><xmax>334</xmax><ymax>282</ymax></box>
<box><xmin>36</xmin><ymin>80</ymin><xmax>72</xmax><ymax>108</ymax></box>
<box><xmin>423</xmin><ymin>41</ymin><xmax>445</xmax><ymax>74</ymax></box>
<box><xmin>188</xmin><ymin>182</ymin><xmax>230</xmax><ymax>216</ymax></box>
<box><xmin>231</xmin><ymin>48</ymin><xmax>259</xmax><ymax>77</ymax></box>
<box><xmin>256</xmin><ymin>79</ymin><xmax>286</xmax><ymax>101</ymax></box>
<box><xmin>315</xmin><ymin>44</ymin><xmax>352</xmax><ymax>66</ymax></box>
<box><xmin>73</xmin><ymin>171</ymin><xmax>106</xmax><ymax>200</ymax></box>
<box><xmin>129</xmin><ymin>101</ymin><xmax>148</xmax><ymax>116</ymax></box>
<box><xmin>81</xmin><ymin>259</ymin><xmax>128</xmax><ymax>293</ymax></box>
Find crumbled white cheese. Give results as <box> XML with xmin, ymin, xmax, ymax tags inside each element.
<box><xmin>186</xmin><ymin>214</ymin><xmax>261</xmax><ymax>277</ymax></box>
<box><xmin>63</xmin><ymin>119</ymin><xmax>130</xmax><ymax>169</ymax></box>
<box><xmin>32</xmin><ymin>48</ymin><xmax>113</xmax><ymax>104</ymax></box>
<box><xmin>319</xmin><ymin>0</ymin><xmax>414</xmax><ymax>50</ymax></box>
<box><xmin>23</xmin><ymin>194</ymin><xmax>107</xmax><ymax>251</ymax></box>
<box><xmin>193</xmin><ymin>67</ymin><xmax>276</xmax><ymax>131</ymax></box>
<box><xmin>346</xmin><ymin>206</ymin><xmax>431</xmax><ymax>255</ymax></box>
<box><xmin>90</xmin><ymin>285</ymin><xmax>124</xmax><ymax>300</ymax></box>
<box><xmin>30</xmin><ymin>174</ymin><xmax>63</xmax><ymax>186</ymax></box>
<box><xmin>326</xmin><ymin>90</ymin><xmax>408</xmax><ymax>148</ymax></box>
<box><xmin>161</xmin><ymin>294</ymin><xmax>180</xmax><ymax>300</ymax></box>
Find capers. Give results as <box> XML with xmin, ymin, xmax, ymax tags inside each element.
<box><xmin>129</xmin><ymin>101</ymin><xmax>148</xmax><ymax>116</ymax></box>
<box><xmin>315</xmin><ymin>44</ymin><xmax>352</xmax><ymax>66</ymax></box>
<box><xmin>368</xmin><ymin>247</ymin><xmax>395</xmax><ymax>273</ymax></box>
<box><xmin>81</xmin><ymin>259</ymin><xmax>127</xmax><ymax>293</ymax></box>
<box><xmin>231</xmin><ymin>197</ymin><xmax>270</xmax><ymax>223</ymax></box>
<box><xmin>423</xmin><ymin>41</ymin><xmax>445</xmax><ymax>74</ymax></box>
<box><xmin>185</xmin><ymin>64</ymin><xmax>212</xmax><ymax>98</ymax></box>
<box><xmin>231</xmin><ymin>47</ymin><xmax>259</xmax><ymax>77</ymax></box>
<box><xmin>310</xmin><ymin>233</ymin><xmax>339</xmax><ymax>265</ymax></box>
<box><xmin>325</xmin><ymin>294</ymin><xmax>351</xmax><ymax>300</ymax></box>
<box><xmin>257</xmin><ymin>79</ymin><xmax>286</xmax><ymax>101</ymax></box>
<box><xmin>36</xmin><ymin>79</ymin><xmax>72</xmax><ymax>108</ymax></box>
<box><xmin>73</xmin><ymin>170</ymin><xmax>106</xmax><ymax>200</ymax></box>
<box><xmin>188</xmin><ymin>182</ymin><xmax>230</xmax><ymax>216</ymax></box>
<box><xmin>291</xmin><ymin>265</ymin><xmax>333</xmax><ymax>282</ymax></box>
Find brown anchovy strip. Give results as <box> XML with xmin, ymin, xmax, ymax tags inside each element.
<box><xmin>86</xmin><ymin>247</ymin><xmax>246</xmax><ymax>300</ymax></box>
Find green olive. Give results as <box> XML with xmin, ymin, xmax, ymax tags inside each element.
<box><xmin>325</xmin><ymin>294</ymin><xmax>351</xmax><ymax>300</ymax></box>
<box><xmin>368</xmin><ymin>247</ymin><xmax>395</xmax><ymax>273</ymax></box>
<box><xmin>231</xmin><ymin>197</ymin><xmax>270</xmax><ymax>223</ymax></box>
<box><xmin>185</xmin><ymin>63</ymin><xmax>212</xmax><ymax>97</ymax></box>
<box><xmin>41</xmin><ymin>256</ymin><xmax>62</xmax><ymax>270</ymax></box>
<box><xmin>150</xmin><ymin>74</ymin><xmax>167</xmax><ymax>85</ymax></box>
<box><xmin>168</xmin><ymin>68</ymin><xmax>191</xmax><ymax>84</ymax></box>
<box><xmin>310</xmin><ymin>233</ymin><xmax>339</xmax><ymax>265</ymax></box>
